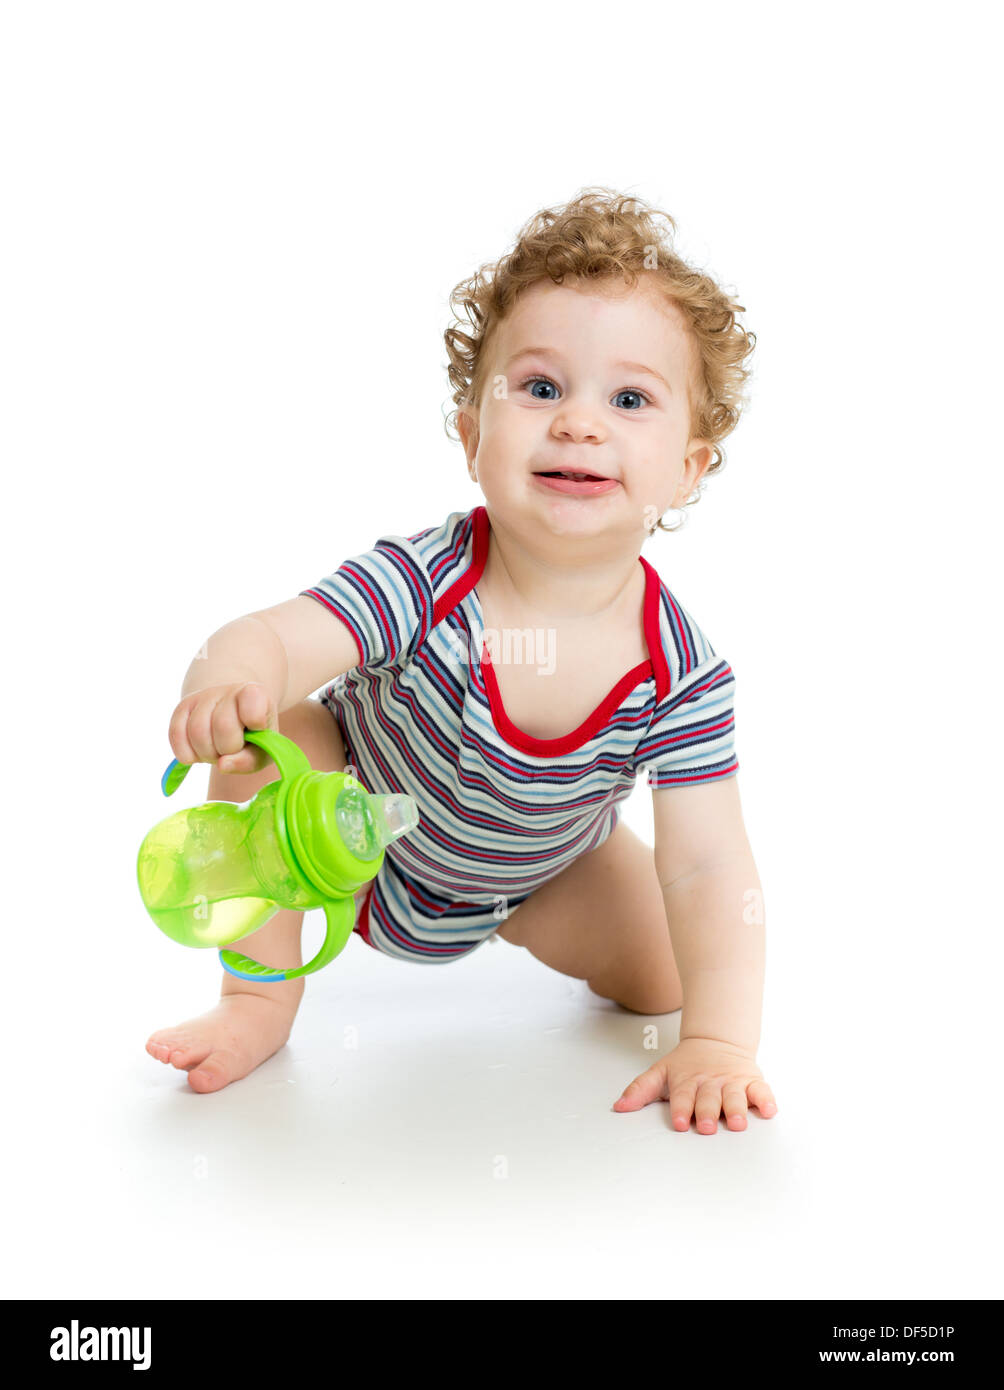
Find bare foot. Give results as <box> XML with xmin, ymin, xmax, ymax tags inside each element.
<box><xmin>146</xmin><ymin>993</ymin><xmax>297</xmax><ymax>1093</ymax></box>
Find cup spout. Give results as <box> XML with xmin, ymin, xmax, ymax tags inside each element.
<box><xmin>366</xmin><ymin>793</ymin><xmax>419</xmax><ymax>849</ymax></box>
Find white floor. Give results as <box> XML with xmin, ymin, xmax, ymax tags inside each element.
<box><xmin>9</xmin><ymin>864</ymin><xmax>999</xmax><ymax>1300</ymax></box>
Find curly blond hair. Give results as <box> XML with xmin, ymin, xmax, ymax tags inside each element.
<box><xmin>443</xmin><ymin>186</ymin><xmax>756</xmax><ymax>529</ymax></box>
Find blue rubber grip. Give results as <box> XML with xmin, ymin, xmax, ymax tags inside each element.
<box><xmin>218</xmin><ymin>951</ymin><xmax>287</xmax><ymax>984</ymax></box>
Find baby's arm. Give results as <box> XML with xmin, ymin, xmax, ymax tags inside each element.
<box><xmin>613</xmin><ymin>778</ymin><xmax>778</xmax><ymax>1132</ymax></box>
<box><xmin>653</xmin><ymin>777</ymin><xmax>764</xmax><ymax>1051</ymax></box>
<box><xmin>148</xmin><ymin>595</ymin><xmax>362</xmax><ymax>1094</ymax></box>
<box><xmin>172</xmin><ymin>596</ymin><xmax>360</xmax><ymax>773</ymax></box>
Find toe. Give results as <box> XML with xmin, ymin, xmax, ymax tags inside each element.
<box><xmin>146</xmin><ymin>1031</ymin><xmax>213</xmax><ymax>1072</ymax></box>
<box><xmin>187</xmin><ymin>1049</ymin><xmax>242</xmax><ymax>1093</ymax></box>
<box><xmin>163</xmin><ymin>1039</ymin><xmax>212</xmax><ymax>1071</ymax></box>
<box><xmin>146</xmin><ymin>1034</ymin><xmax>184</xmax><ymax>1064</ymax></box>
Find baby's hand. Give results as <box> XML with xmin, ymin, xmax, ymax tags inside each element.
<box><xmin>168</xmin><ymin>681</ymin><xmax>277</xmax><ymax>775</ymax></box>
<box><xmin>612</xmin><ymin>1037</ymin><xmax>777</xmax><ymax>1134</ymax></box>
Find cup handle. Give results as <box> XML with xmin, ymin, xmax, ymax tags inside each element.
<box><xmin>217</xmin><ymin>896</ymin><xmax>357</xmax><ymax>983</ymax></box>
<box><xmin>160</xmin><ymin>729</ymin><xmax>312</xmax><ymax>797</ymax></box>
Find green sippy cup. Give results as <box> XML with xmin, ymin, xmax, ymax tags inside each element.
<box><xmin>136</xmin><ymin>729</ymin><xmax>419</xmax><ymax>983</ymax></box>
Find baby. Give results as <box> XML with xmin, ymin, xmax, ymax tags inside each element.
<box><xmin>147</xmin><ymin>186</ymin><xmax>778</xmax><ymax>1135</ymax></box>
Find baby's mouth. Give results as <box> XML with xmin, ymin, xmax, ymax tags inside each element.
<box><xmin>534</xmin><ymin>470</ymin><xmax>611</xmax><ymax>482</ymax></box>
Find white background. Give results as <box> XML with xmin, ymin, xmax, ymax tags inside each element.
<box><xmin>2</xmin><ymin>1</ymin><xmax>1001</xmax><ymax>1301</ymax></box>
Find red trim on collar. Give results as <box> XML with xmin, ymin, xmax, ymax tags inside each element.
<box><xmin>435</xmin><ymin>504</ymin><xmax>670</xmax><ymax>755</ymax></box>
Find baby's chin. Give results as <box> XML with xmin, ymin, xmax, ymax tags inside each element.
<box><xmin>503</xmin><ymin>480</ymin><xmax>643</xmax><ymax>542</ymax></box>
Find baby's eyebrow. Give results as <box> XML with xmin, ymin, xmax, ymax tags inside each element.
<box><xmin>504</xmin><ymin>346</ymin><xmax>671</xmax><ymax>391</ymax></box>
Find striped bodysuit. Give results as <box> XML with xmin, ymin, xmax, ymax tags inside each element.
<box><xmin>300</xmin><ymin>504</ymin><xmax>738</xmax><ymax>964</ymax></box>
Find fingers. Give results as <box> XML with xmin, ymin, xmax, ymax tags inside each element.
<box><xmin>211</xmin><ymin>692</ymin><xmax>250</xmax><ymax>761</ymax></box>
<box><xmin>217</xmin><ymin>746</ymin><xmax>269</xmax><ymax>775</ymax></box>
<box><xmin>694</xmin><ymin>1080</ymin><xmax>723</xmax><ymax>1134</ymax></box>
<box><xmin>614</xmin><ymin>1071</ymin><xmax>778</xmax><ymax>1132</ymax></box>
<box><xmin>680</xmin><ymin>1081</ymin><xmax>764</xmax><ymax>1133</ymax></box>
<box><xmin>668</xmin><ymin>1081</ymin><xmax>737</xmax><ymax>1134</ymax></box>
<box><xmin>176</xmin><ymin>689</ymin><xmax>227</xmax><ymax>764</ymax></box>
<box><xmin>168</xmin><ymin>695</ymin><xmax>202</xmax><ymax>767</ymax></box>
<box><xmin>216</xmin><ymin>683</ymin><xmax>275</xmax><ymax>773</ymax></box>
<box><xmin>669</xmin><ymin>1084</ymin><xmax>697</xmax><ymax>1131</ymax></box>
<box><xmin>211</xmin><ymin>689</ymin><xmax>268</xmax><ymax>775</ymax></box>
<box><xmin>236</xmin><ymin>682</ymin><xmax>276</xmax><ymax>733</ymax></box>
<box><xmin>167</xmin><ymin>681</ymin><xmax>277</xmax><ymax>771</ymax></box>
<box><xmin>746</xmin><ymin>1080</ymin><xmax>778</xmax><ymax>1118</ymax></box>
<box><xmin>612</xmin><ymin>1065</ymin><xmax>670</xmax><ymax>1111</ymax></box>
<box><xmin>721</xmin><ymin>1085</ymin><xmax>749</xmax><ymax>1131</ymax></box>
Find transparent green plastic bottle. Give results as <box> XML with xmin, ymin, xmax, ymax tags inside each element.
<box><xmin>136</xmin><ymin>730</ymin><xmax>419</xmax><ymax>982</ymax></box>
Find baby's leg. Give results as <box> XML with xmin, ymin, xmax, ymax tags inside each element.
<box><xmin>495</xmin><ymin>818</ymin><xmax>683</xmax><ymax>1015</ymax></box>
<box><xmin>146</xmin><ymin>698</ymin><xmax>349</xmax><ymax>1093</ymax></box>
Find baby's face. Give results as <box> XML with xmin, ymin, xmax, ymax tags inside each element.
<box><xmin>458</xmin><ymin>276</ymin><xmax>713</xmax><ymax>546</ymax></box>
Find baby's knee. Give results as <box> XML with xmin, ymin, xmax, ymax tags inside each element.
<box><xmin>277</xmin><ymin>697</ymin><xmax>348</xmax><ymax>773</ymax></box>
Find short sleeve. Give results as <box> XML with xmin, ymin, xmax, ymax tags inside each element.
<box><xmin>634</xmin><ymin>656</ymin><xmax>739</xmax><ymax>788</ymax></box>
<box><xmin>299</xmin><ymin>534</ymin><xmax>434</xmax><ymax>670</ymax></box>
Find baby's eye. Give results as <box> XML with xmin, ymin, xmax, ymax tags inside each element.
<box><xmin>612</xmin><ymin>389</ymin><xmax>650</xmax><ymax>411</ymax></box>
<box><xmin>522</xmin><ymin>376</ymin><xmax>559</xmax><ymax>401</ymax></box>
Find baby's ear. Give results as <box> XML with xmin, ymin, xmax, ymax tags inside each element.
<box><xmin>456</xmin><ymin>403</ymin><xmax>479</xmax><ymax>454</ymax></box>
<box><xmin>681</xmin><ymin>438</ymin><xmax>715</xmax><ymax>496</ymax></box>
